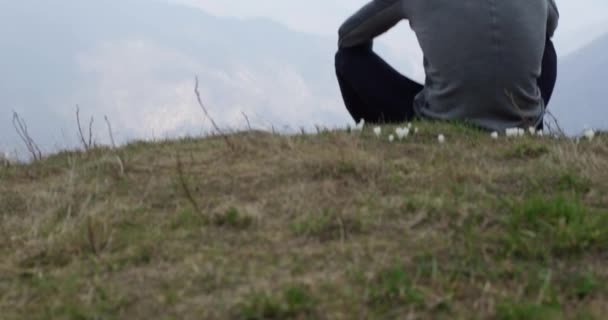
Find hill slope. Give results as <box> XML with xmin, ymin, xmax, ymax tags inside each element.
<box><xmin>1</xmin><ymin>123</ymin><xmax>607</xmax><ymax>319</ymax></box>
<box><xmin>552</xmin><ymin>33</ymin><xmax>608</xmax><ymax>133</ymax></box>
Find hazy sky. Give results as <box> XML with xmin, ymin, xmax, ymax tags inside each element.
<box><xmin>2</xmin><ymin>0</ymin><xmax>607</xmax><ymax>159</ymax></box>
<box><xmin>174</xmin><ymin>0</ymin><xmax>608</xmax><ymax>55</ymax></box>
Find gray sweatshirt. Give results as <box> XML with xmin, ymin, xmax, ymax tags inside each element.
<box><xmin>339</xmin><ymin>0</ymin><xmax>559</xmax><ymax>131</ymax></box>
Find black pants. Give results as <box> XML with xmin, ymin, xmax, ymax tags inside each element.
<box><xmin>335</xmin><ymin>40</ymin><xmax>558</xmax><ymax>124</ymax></box>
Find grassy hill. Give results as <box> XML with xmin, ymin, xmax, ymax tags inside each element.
<box><xmin>1</xmin><ymin>122</ymin><xmax>607</xmax><ymax>319</ymax></box>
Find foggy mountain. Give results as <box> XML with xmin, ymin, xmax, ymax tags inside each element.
<box><xmin>2</xmin><ymin>0</ymin><xmax>606</xmax><ymax>158</ymax></box>
<box><xmin>551</xmin><ymin>33</ymin><xmax>608</xmax><ymax>133</ymax></box>
<box><xmin>556</xmin><ymin>19</ymin><xmax>608</xmax><ymax>56</ymax></box>
<box><xmin>0</xmin><ymin>0</ymin><xmax>366</xmax><ymax>156</ymax></box>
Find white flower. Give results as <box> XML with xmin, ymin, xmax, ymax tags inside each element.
<box><xmin>537</xmin><ymin>130</ymin><xmax>544</xmax><ymax>137</ymax></box>
<box><xmin>583</xmin><ymin>129</ymin><xmax>595</xmax><ymax>141</ymax></box>
<box><xmin>395</xmin><ymin>127</ymin><xmax>409</xmax><ymax>140</ymax></box>
<box><xmin>388</xmin><ymin>134</ymin><xmax>395</xmax><ymax>142</ymax></box>
<box><xmin>528</xmin><ymin>127</ymin><xmax>537</xmax><ymax>135</ymax></box>
<box><xmin>356</xmin><ymin>119</ymin><xmax>365</xmax><ymax>130</ymax></box>
<box><xmin>407</xmin><ymin>123</ymin><xmax>413</xmax><ymax>129</ymax></box>
<box><xmin>506</xmin><ymin>128</ymin><xmax>524</xmax><ymax>137</ymax></box>
<box><xmin>438</xmin><ymin>134</ymin><xmax>446</xmax><ymax>144</ymax></box>
<box><xmin>414</xmin><ymin>127</ymin><xmax>419</xmax><ymax>134</ymax></box>
<box><xmin>373</xmin><ymin>126</ymin><xmax>382</xmax><ymax>137</ymax></box>
<box><xmin>491</xmin><ymin>131</ymin><xmax>499</xmax><ymax>139</ymax></box>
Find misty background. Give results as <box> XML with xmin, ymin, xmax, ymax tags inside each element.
<box><xmin>1</xmin><ymin>0</ymin><xmax>607</xmax><ymax>159</ymax></box>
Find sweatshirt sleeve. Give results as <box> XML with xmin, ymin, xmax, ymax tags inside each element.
<box><xmin>338</xmin><ymin>0</ymin><xmax>405</xmax><ymax>48</ymax></box>
<box><xmin>547</xmin><ymin>0</ymin><xmax>559</xmax><ymax>38</ymax></box>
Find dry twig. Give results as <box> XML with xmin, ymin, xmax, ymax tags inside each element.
<box><xmin>544</xmin><ymin>110</ymin><xmax>566</xmax><ymax>137</ymax></box>
<box><xmin>102</xmin><ymin>115</ymin><xmax>125</xmax><ymax>177</ymax></box>
<box><xmin>76</xmin><ymin>105</ymin><xmax>95</xmax><ymax>151</ymax></box>
<box><xmin>241</xmin><ymin>111</ymin><xmax>252</xmax><ymax>131</ymax></box>
<box><xmin>194</xmin><ymin>77</ymin><xmax>234</xmax><ymax>150</ymax></box>
<box><xmin>12</xmin><ymin>111</ymin><xmax>42</xmax><ymax>161</ymax></box>
<box><xmin>176</xmin><ymin>153</ymin><xmax>202</xmax><ymax>214</ymax></box>
<box><xmin>104</xmin><ymin>115</ymin><xmax>117</xmax><ymax>149</ymax></box>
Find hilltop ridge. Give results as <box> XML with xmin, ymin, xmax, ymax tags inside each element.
<box><xmin>1</xmin><ymin>122</ymin><xmax>607</xmax><ymax>319</ymax></box>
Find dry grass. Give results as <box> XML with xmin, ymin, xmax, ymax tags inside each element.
<box><xmin>1</xmin><ymin>122</ymin><xmax>607</xmax><ymax>319</ymax></box>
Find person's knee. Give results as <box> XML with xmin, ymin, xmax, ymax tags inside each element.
<box><xmin>335</xmin><ymin>46</ymin><xmax>360</xmax><ymax>74</ymax></box>
<box><xmin>335</xmin><ymin>49</ymin><xmax>349</xmax><ymax>73</ymax></box>
<box><xmin>335</xmin><ymin>43</ymin><xmax>373</xmax><ymax>73</ymax></box>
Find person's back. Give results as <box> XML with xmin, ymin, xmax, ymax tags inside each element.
<box><xmin>336</xmin><ymin>0</ymin><xmax>559</xmax><ymax>131</ymax></box>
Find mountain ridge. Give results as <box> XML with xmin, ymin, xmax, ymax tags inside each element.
<box><xmin>551</xmin><ymin>32</ymin><xmax>608</xmax><ymax>133</ymax></box>
<box><xmin>0</xmin><ymin>0</ymin><xmax>349</xmax><ymax>157</ymax></box>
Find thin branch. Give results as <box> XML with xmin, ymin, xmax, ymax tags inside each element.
<box><xmin>544</xmin><ymin>110</ymin><xmax>566</xmax><ymax>137</ymax></box>
<box><xmin>103</xmin><ymin>115</ymin><xmax>125</xmax><ymax>177</ymax></box>
<box><xmin>76</xmin><ymin>106</ymin><xmax>87</xmax><ymax>150</ymax></box>
<box><xmin>104</xmin><ymin>115</ymin><xmax>117</xmax><ymax>149</ymax></box>
<box><xmin>88</xmin><ymin>117</ymin><xmax>94</xmax><ymax>149</ymax></box>
<box><xmin>176</xmin><ymin>153</ymin><xmax>202</xmax><ymax>214</ymax></box>
<box><xmin>12</xmin><ymin>111</ymin><xmax>42</xmax><ymax>161</ymax></box>
<box><xmin>114</xmin><ymin>155</ymin><xmax>125</xmax><ymax>177</ymax></box>
<box><xmin>241</xmin><ymin>111</ymin><xmax>252</xmax><ymax>131</ymax></box>
<box><xmin>11</xmin><ymin>114</ymin><xmax>29</xmax><ymax>148</ymax></box>
<box><xmin>76</xmin><ymin>105</ymin><xmax>94</xmax><ymax>151</ymax></box>
<box><xmin>194</xmin><ymin>76</ymin><xmax>234</xmax><ymax>150</ymax></box>
<box><xmin>506</xmin><ymin>90</ymin><xmax>563</xmax><ymax>137</ymax></box>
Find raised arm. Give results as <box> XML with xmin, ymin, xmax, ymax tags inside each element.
<box><xmin>338</xmin><ymin>0</ymin><xmax>406</xmax><ymax>48</ymax></box>
<box><xmin>547</xmin><ymin>0</ymin><xmax>559</xmax><ymax>38</ymax></box>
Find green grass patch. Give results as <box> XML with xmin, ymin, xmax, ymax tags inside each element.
<box><xmin>503</xmin><ymin>195</ymin><xmax>608</xmax><ymax>259</ymax></box>
<box><xmin>171</xmin><ymin>208</ymin><xmax>206</xmax><ymax>229</ymax></box>
<box><xmin>495</xmin><ymin>301</ymin><xmax>562</xmax><ymax>320</ymax></box>
<box><xmin>507</xmin><ymin>142</ymin><xmax>550</xmax><ymax>159</ymax></box>
<box><xmin>557</xmin><ymin>172</ymin><xmax>592</xmax><ymax>194</ymax></box>
<box><xmin>561</xmin><ymin>272</ymin><xmax>604</xmax><ymax>300</ymax></box>
<box><xmin>16</xmin><ymin>273</ymin><xmax>128</xmax><ymax>320</ymax></box>
<box><xmin>172</xmin><ymin>207</ymin><xmax>254</xmax><ymax>230</ymax></box>
<box><xmin>316</xmin><ymin>158</ymin><xmax>359</xmax><ymax>178</ymax></box>
<box><xmin>291</xmin><ymin>209</ymin><xmax>363</xmax><ymax>241</ymax></box>
<box><xmin>0</xmin><ymin>190</ymin><xmax>27</xmax><ymax>215</ymax></box>
<box><xmin>366</xmin><ymin>266</ymin><xmax>425</xmax><ymax>310</ymax></box>
<box><xmin>235</xmin><ymin>285</ymin><xmax>316</xmax><ymax>320</ymax></box>
<box><xmin>494</xmin><ymin>269</ymin><xmax>563</xmax><ymax>319</ymax></box>
<box><xmin>571</xmin><ymin>273</ymin><xmax>603</xmax><ymax>299</ymax></box>
<box><xmin>213</xmin><ymin>207</ymin><xmax>254</xmax><ymax>229</ymax></box>
<box><xmin>106</xmin><ymin>216</ymin><xmax>161</xmax><ymax>269</ymax></box>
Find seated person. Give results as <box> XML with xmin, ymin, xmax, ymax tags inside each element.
<box><xmin>335</xmin><ymin>0</ymin><xmax>559</xmax><ymax>131</ymax></box>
